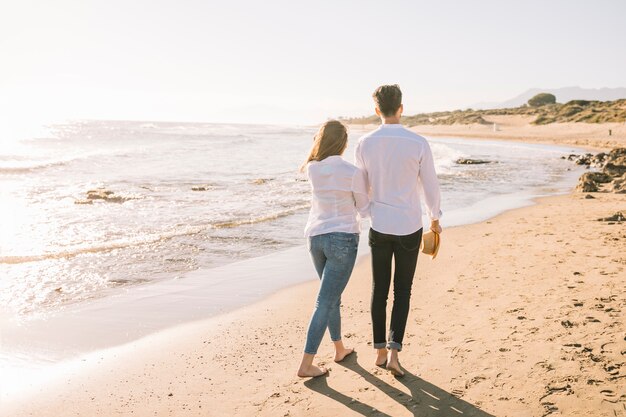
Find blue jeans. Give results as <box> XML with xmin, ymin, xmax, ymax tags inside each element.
<box><xmin>304</xmin><ymin>232</ymin><xmax>359</xmax><ymax>355</ymax></box>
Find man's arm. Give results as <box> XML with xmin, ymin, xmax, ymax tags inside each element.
<box><xmin>418</xmin><ymin>141</ymin><xmax>442</xmax><ymax>233</ymax></box>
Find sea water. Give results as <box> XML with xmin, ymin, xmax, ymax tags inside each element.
<box><xmin>0</xmin><ymin>121</ymin><xmax>583</xmax><ymax>321</ymax></box>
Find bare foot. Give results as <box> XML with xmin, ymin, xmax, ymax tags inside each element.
<box><xmin>297</xmin><ymin>364</ymin><xmax>328</xmax><ymax>378</ymax></box>
<box><xmin>375</xmin><ymin>349</ymin><xmax>388</xmax><ymax>367</ymax></box>
<box><xmin>386</xmin><ymin>360</ymin><xmax>404</xmax><ymax>377</ymax></box>
<box><xmin>334</xmin><ymin>347</ymin><xmax>354</xmax><ymax>363</ymax></box>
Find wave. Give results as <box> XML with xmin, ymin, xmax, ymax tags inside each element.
<box><xmin>211</xmin><ymin>203</ymin><xmax>310</xmax><ymax>228</ymax></box>
<box><xmin>431</xmin><ymin>143</ymin><xmax>467</xmax><ymax>173</ymax></box>
<box><xmin>0</xmin><ymin>204</ymin><xmax>311</xmax><ymax>264</ymax></box>
<box><xmin>0</xmin><ymin>160</ymin><xmax>71</xmax><ymax>174</ymax></box>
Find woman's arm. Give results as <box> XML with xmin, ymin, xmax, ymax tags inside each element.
<box><xmin>352</xmin><ymin>167</ymin><xmax>370</xmax><ymax>219</ymax></box>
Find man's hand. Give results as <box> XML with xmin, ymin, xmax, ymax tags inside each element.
<box><xmin>430</xmin><ymin>219</ymin><xmax>442</xmax><ymax>234</ymax></box>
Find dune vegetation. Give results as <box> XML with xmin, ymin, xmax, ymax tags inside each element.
<box><xmin>344</xmin><ymin>95</ymin><xmax>626</xmax><ymax>126</ymax></box>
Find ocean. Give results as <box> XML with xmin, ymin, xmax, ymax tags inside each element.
<box><xmin>0</xmin><ymin>120</ymin><xmax>583</xmax><ymax>322</ymax></box>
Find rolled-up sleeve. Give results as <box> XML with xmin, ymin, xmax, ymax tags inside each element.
<box><xmin>418</xmin><ymin>141</ymin><xmax>442</xmax><ymax>220</ymax></box>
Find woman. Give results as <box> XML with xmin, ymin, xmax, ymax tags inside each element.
<box><xmin>297</xmin><ymin>120</ymin><xmax>370</xmax><ymax>378</ymax></box>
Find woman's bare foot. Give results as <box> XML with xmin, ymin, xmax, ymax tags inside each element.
<box><xmin>334</xmin><ymin>347</ymin><xmax>354</xmax><ymax>362</ymax></box>
<box><xmin>375</xmin><ymin>348</ymin><xmax>388</xmax><ymax>367</ymax></box>
<box><xmin>298</xmin><ymin>353</ymin><xmax>328</xmax><ymax>378</ymax></box>
<box><xmin>297</xmin><ymin>364</ymin><xmax>328</xmax><ymax>378</ymax></box>
<box><xmin>332</xmin><ymin>340</ymin><xmax>354</xmax><ymax>362</ymax></box>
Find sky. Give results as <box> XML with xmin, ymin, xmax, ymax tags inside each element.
<box><xmin>1</xmin><ymin>0</ymin><xmax>625</xmax><ymax>130</ymax></box>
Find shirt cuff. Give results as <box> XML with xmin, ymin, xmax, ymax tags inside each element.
<box><xmin>429</xmin><ymin>210</ymin><xmax>442</xmax><ymax>221</ymax></box>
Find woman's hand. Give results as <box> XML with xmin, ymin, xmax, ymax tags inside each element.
<box><xmin>430</xmin><ymin>219</ymin><xmax>442</xmax><ymax>234</ymax></box>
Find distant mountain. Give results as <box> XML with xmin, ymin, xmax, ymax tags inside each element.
<box><xmin>472</xmin><ymin>86</ymin><xmax>626</xmax><ymax>109</ymax></box>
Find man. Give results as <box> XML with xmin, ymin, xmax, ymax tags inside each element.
<box><xmin>355</xmin><ymin>84</ymin><xmax>442</xmax><ymax>376</ymax></box>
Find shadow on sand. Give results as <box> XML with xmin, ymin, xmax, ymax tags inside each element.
<box><xmin>304</xmin><ymin>352</ymin><xmax>494</xmax><ymax>417</ymax></box>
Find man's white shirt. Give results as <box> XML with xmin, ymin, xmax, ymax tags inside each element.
<box><xmin>355</xmin><ymin>124</ymin><xmax>442</xmax><ymax>236</ymax></box>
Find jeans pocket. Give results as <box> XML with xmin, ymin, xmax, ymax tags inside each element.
<box><xmin>330</xmin><ymin>234</ymin><xmax>357</xmax><ymax>258</ymax></box>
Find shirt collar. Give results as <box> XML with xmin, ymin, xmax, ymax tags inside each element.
<box><xmin>319</xmin><ymin>155</ymin><xmax>343</xmax><ymax>163</ymax></box>
<box><xmin>379</xmin><ymin>123</ymin><xmax>403</xmax><ymax>128</ymax></box>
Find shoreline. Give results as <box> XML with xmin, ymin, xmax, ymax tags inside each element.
<box><xmin>4</xmin><ymin>191</ymin><xmax>624</xmax><ymax>416</ymax></box>
<box><xmin>348</xmin><ymin>118</ymin><xmax>625</xmax><ymax>152</ymax></box>
<box><xmin>1</xmin><ymin>132</ymin><xmax>622</xmax><ymax>416</ymax></box>
<box><xmin>0</xmin><ymin>137</ymin><xmax>587</xmax><ymax>371</ymax></box>
<box><xmin>0</xmin><ymin>135</ymin><xmax>593</xmax><ymax>408</ymax></box>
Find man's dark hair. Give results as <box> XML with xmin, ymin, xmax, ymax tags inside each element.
<box><xmin>372</xmin><ymin>84</ymin><xmax>402</xmax><ymax>117</ymax></box>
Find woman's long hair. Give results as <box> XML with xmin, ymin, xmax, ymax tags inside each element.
<box><xmin>300</xmin><ymin>120</ymin><xmax>348</xmax><ymax>172</ymax></box>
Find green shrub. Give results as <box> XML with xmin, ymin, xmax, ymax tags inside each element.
<box><xmin>558</xmin><ymin>106</ymin><xmax>584</xmax><ymax>117</ymax></box>
<box><xmin>528</xmin><ymin>93</ymin><xmax>557</xmax><ymax>107</ymax></box>
<box><xmin>565</xmin><ymin>100</ymin><xmax>591</xmax><ymax>106</ymax></box>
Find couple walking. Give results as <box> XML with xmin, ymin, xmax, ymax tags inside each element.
<box><xmin>297</xmin><ymin>84</ymin><xmax>442</xmax><ymax>378</ymax></box>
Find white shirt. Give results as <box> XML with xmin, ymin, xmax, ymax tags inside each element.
<box><xmin>304</xmin><ymin>155</ymin><xmax>370</xmax><ymax>238</ymax></box>
<box><xmin>355</xmin><ymin>124</ymin><xmax>442</xmax><ymax>236</ymax></box>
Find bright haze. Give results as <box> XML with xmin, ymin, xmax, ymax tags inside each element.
<box><xmin>1</xmin><ymin>0</ymin><xmax>625</xmax><ymax>130</ymax></box>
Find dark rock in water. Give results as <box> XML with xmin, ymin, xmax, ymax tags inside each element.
<box><xmin>607</xmin><ymin>148</ymin><xmax>626</xmax><ymax>160</ymax></box>
<box><xmin>603</xmin><ymin>156</ymin><xmax>626</xmax><ymax>177</ymax></box>
<box><xmin>573</xmin><ymin>152</ymin><xmax>608</xmax><ymax>167</ymax></box>
<box><xmin>574</xmin><ymin>154</ymin><xmax>593</xmax><ymax>165</ymax></box>
<box><xmin>576</xmin><ymin>180</ymin><xmax>598</xmax><ymax>193</ymax></box>
<box><xmin>584</xmin><ymin>194</ymin><xmax>596</xmax><ymax>199</ymax></box>
<box><xmin>610</xmin><ymin>173</ymin><xmax>626</xmax><ymax>193</ymax></box>
<box><xmin>251</xmin><ymin>178</ymin><xmax>274</xmax><ymax>185</ymax></box>
<box><xmin>85</xmin><ymin>188</ymin><xmax>131</xmax><ymax>203</ymax></box>
<box><xmin>567</xmin><ymin>152</ymin><xmax>606</xmax><ymax>168</ymax></box>
<box><xmin>74</xmin><ymin>199</ymin><xmax>94</xmax><ymax>205</ymax></box>
<box><xmin>455</xmin><ymin>158</ymin><xmax>492</xmax><ymax>165</ymax></box>
<box><xmin>575</xmin><ymin>173</ymin><xmax>600</xmax><ymax>192</ymax></box>
<box><xmin>87</xmin><ymin>189</ymin><xmax>114</xmax><ymax>197</ymax></box>
<box><xmin>593</xmin><ymin>152</ymin><xmax>607</xmax><ymax>165</ymax></box>
<box><xmin>574</xmin><ymin>148</ymin><xmax>626</xmax><ymax>193</ymax></box>
<box><xmin>191</xmin><ymin>186</ymin><xmax>208</xmax><ymax>191</ymax></box>
<box><xmin>597</xmin><ymin>212</ymin><xmax>625</xmax><ymax>222</ymax></box>
<box><xmin>586</xmin><ymin>172</ymin><xmax>612</xmax><ymax>184</ymax></box>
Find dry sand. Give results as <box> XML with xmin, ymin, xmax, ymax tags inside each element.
<box><xmin>4</xmin><ymin>192</ymin><xmax>625</xmax><ymax>417</ymax></box>
<box><xmin>350</xmin><ymin>117</ymin><xmax>626</xmax><ymax>151</ymax></box>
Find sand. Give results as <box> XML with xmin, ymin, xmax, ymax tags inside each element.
<box><xmin>350</xmin><ymin>117</ymin><xmax>626</xmax><ymax>151</ymax></box>
<box><xmin>4</xmin><ymin>191</ymin><xmax>624</xmax><ymax>417</ymax></box>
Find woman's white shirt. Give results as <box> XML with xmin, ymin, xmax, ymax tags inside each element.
<box><xmin>304</xmin><ymin>155</ymin><xmax>370</xmax><ymax>238</ymax></box>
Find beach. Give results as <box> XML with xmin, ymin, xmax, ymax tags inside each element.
<box><xmin>2</xmin><ymin>121</ymin><xmax>625</xmax><ymax>417</ymax></box>
<box><xmin>4</xmin><ymin>190</ymin><xmax>624</xmax><ymax>416</ymax></box>
<box><xmin>352</xmin><ymin>117</ymin><xmax>626</xmax><ymax>151</ymax></box>
<box><xmin>3</xmin><ymin>1</ymin><xmax>625</xmax><ymax>414</ymax></box>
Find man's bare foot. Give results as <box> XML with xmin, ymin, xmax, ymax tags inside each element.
<box><xmin>375</xmin><ymin>348</ymin><xmax>388</xmax><ymax>367</ymax></box>
<box><xmin>386</xmin><ymin>359</ymin><xmax>404</xmax><ymax>377</ymax></box>
<box><xmin>334</xmin><ymin>347</ymin><xmax>354</xmax><ymax>363</ymax></box>
<box><xmin>297</xmin><ymin>364</ymin><xmax>328</xmax><ymax>378</ymax></box>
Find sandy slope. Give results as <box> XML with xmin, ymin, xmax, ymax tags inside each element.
<box><xmin>4</xmin><ymin>192</ymin><xmax>624</xmax><ymax>417</ymax></box>
<box><xmin>350</xmin><ymin>117</ymin><xmax>626</xmax><ymax>151</ymax></box>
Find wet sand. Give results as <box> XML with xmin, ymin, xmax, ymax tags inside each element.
<box><xmin>4</xmin><ymin>192</ymin><xmax>625</xmax><ymax>417</ymax></box>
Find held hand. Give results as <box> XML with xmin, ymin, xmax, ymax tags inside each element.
<box><xmin>430</xmin><ymin>220</ymin><xmax>442</xmax><ymax>234</ymax></box>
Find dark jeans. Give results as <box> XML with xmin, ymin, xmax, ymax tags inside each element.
<box><xmin>369</xmin><ymin>227</ymin><xmax>423</xmax><ymax>351</ymax></box>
